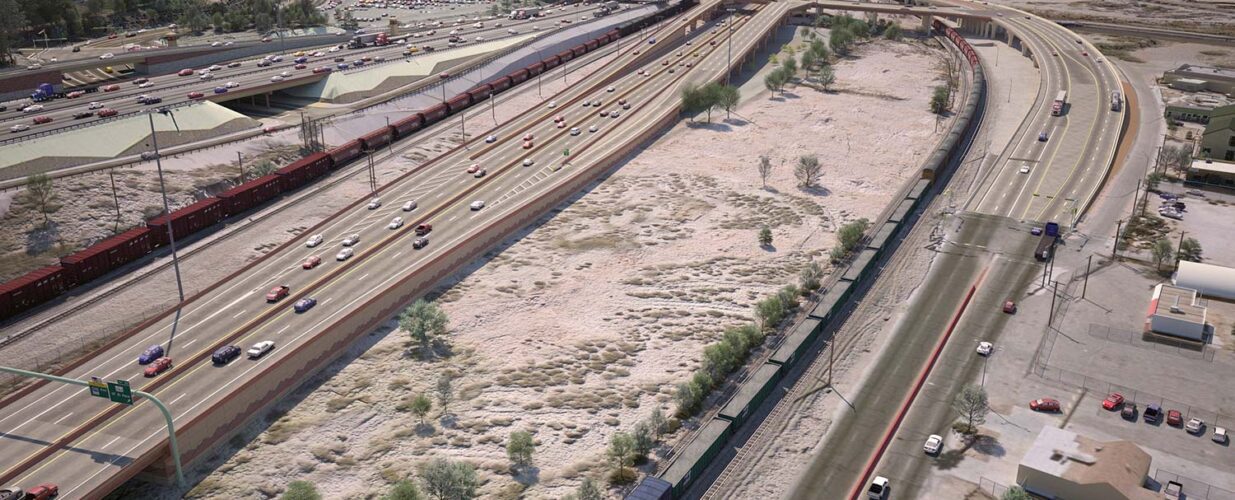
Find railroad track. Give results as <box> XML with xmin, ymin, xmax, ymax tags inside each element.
<box><xmin>0</xmin><ymin>38</ymin><xmax>626</xmax><ymax>353</ymax></box>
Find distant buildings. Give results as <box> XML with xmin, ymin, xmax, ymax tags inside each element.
<box><xmin>1163</xmin><ymin>64</ymin><xmax>1235</xmax><ymax>96</ymax></box>
<box><xmin>1198</xmin><ymin>103</ymin><xmax>1235</xmax><ymax>162</ymax></box>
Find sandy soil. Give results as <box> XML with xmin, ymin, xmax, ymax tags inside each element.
<box><xmin>131</xmin><ymin>37</ymin><xmax>953</xmax><ymax>500</ymax></box>
<box><xmin>987</xmin><ymin>0</ymin><xmax>1235</xmax><ymax>37</ymax></box>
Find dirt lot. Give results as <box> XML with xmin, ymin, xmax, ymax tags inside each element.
<box><xmin>988</xmin><ymin>0</ymin><xmax>1235</xmax><ymax>37</ymax></box>
<box><xmin>120</xmin><ymin>36</ymin><xmax>956</xmax><ymax>499</ymax></box>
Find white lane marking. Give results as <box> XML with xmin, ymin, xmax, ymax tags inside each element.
<box><xmin>357</xmin><ymin>273</ymin><xmax>370</xmax><ymax>281</ymax></box>
<box><xmin>168</xmin><ymin>393</ymin><xmax>188</xmax><ymax>406</ymax></box>
<box><xmin>181</xmin><ymin>339</ymin><xmax>197</xmax><ymax>348</ymax></box>
<box><xmin>276</xmin><ymin>325</ymin><xmax>290</xmax><ymax>335</ymax></box>
<box><xmin>232</xmin><ymin>309</ymin><xmax>248</xmax><ymax>319</ymax></box>
<box><xmin>102</xmin><ymin>436</ymin><xmax>122</xmax><ymax>449</ymax></box>
<box><xmin>52</xmin><ymin>413</ymin><xmax>73</xmax><ymax>426</ymax></box>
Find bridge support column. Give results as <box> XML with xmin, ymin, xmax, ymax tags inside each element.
<box><xmin>921</xmin><ymin>15</ymin><xmax>932</xmax><ymax>32</ymax></box>
<box><xmin>264</xmin><ymin>92</ymin><xmax>270</xmax><ymax>107</ymax></box>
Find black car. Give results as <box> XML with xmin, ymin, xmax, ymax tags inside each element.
<box><xmin>143</xmin><ymin>96</ymin><xmax>163</xmax><ymax>105</ymax></box>
<box><xmin>334</xmin><ymin>57</ymin><xmax>345</xmax><ymax>62</ymax></box>
<box><xmin>212</xmin><ymin>345</ymin><xmax>242</xmax><ymax>365</ymax></box>
<box><xmin>1121</xmin><ymin>403</ymin><xmax>1137</xmax><ymax>420</ymax></box>
<box><xmin>413</xmin><ymin>237</ymin><xmax>429</xmax><ymax>249</ymax></box>
<box><xmin>73</xmin><ymin>111</ymin><xmax>94</xmax><ymax>119</ymax></box>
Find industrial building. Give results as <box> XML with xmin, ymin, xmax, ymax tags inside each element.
<box><xmin>1017</xmin><ymin>427</ymin><xmax>1157</xmax><ymax>500</ymax></box>
<box><xmin>1163</xmin><ymin>64</ymin><xmax>1235</xmax><ymax>96</ymax></box>
<box><xmin>1144</xmin><ymin>284</ymin><xmax>1208</xmax><ymax>342</ymax></box>
<box><xmin>1187</xmin><ymin>158</ymin><xmax>1235</xmax><ymax>188</ymax></box>
<box><xmin>1164</xmin><ymin>95</ymin><xmax>1233</xmax><ymax>125</ymax></box>
<box><xmin>1199</xmin><ymin>103</ymin><xmax>1235</xmax><ymax>162</ymax></box>
<box><xmin>1174</xmin><ymin>261</ymin><xmax>1235</xmax><ymax>301</ymax></box>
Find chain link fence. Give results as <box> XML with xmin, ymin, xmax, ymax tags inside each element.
<box><xmin>1030</xmin><ymin>361</ymin><xmax>1235</xmax><ymax>427</ymax></box>
<box><xmin>1087</xmin><ymin>323</ymin><xmax>1214</xmax><ymax>362</ymax></box>
<box><xmin>978</xmin><ymin>476</ymin><xmax>1010</xmax><ymax>498</ymax></box>
<box><xmin>1154</xmin><ymin>469</ymin><xmax>1235</xmax><ymax>500</ymax></box>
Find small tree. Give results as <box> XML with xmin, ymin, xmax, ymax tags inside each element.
<box><xmin>952</xmin><ymin>385</ymin><xmax>989</xmax><ymax>436</ymax></box>
<box><xmin>648</xmin><ymin>407</ymin><xmax>667</xmax><ymax>437</ymax></box>
<box><xmin>701</xmin><ymin>82</ymin><xmax>724</xmax><ymax>122</ymax></box>
<box><xmin>386</xmin><ymin>480</ymin><xmax>424</xmax><ymax>500</ymax></box>
<box><xmin>23</xmin><ymin>173</ymin><xmax>56</xmax><ymax>227</ymax></box>
<box><xmin>809</xmin><ymin>39</ymin><xmax>830</xmax><ymax>62</ymax></box>
<box><xmin>800</xmin><ymin>50</ymin><xmax>817</xmax><ymax>72</ymax></box>
<box><xmin>436</xmin><ymin>374</ymin><xmax>454</xmax><ymax>416</ymax></box>
<box><xmin>800</xmin><ymin>260</ymin><xmax>824</xmax><ymax>292</ymax></box>
<box><xmin>1152</xmin><ymin>238</ymin><xmax>1174</xmax><ymax>271</ymax></box>
<box><xmin>717</xmin><ymin>84</ymin><xmax>740</xmax><ymax>120</ymax></box>
<box><xmin>930</xmin><ymin>85</ymin><xmax>951</xmax><ymax>114</ymax></box>
<box><xmin>632</xmin><ymin>421</ymin><xmax>654</xmax><ymax>457</ymax></box>
<box><xmin>410</xmin><ymin>393</ymin><xmax>433</xmax><ymax>424</ymax></box>
<box><xmin>1146</xmin><ymin>171</ymin><xmax>1165</xmax><ymax>192</ymax></box>
<box><xmin>607</xmin><ymin>432</ymin><xmax>637</xmax><ymax>483</ymax></box>
<box><xmin>703</xmin><ymin>342</ymin><xmax>738</xmax><ymax>379</ymax></box>
<box><xmin>756</xmin><ymin>295</ymin><xmax>786</xmax><ymax>330</ymax></box>
<box><xmin>680</xmin><ymin>83</ymin><xmax>708</xmax><ymax>122</ymax></box>
<box><xmin>781</xmin><ymin>56</ymin><xmax>798</xmax><ymax>77</ymax></box>
<box><xmin>399</xmin><ymin>300</ymin><xmax>449</xmax><ymax>357</ymax></box>
<box><xmin>758</xmin><ymin>155</ymin><xmax>774</xmax><ymax>188</ymax></box>
<box><xmin>420</xmin><ymin>458</ymin><xmax>478</xmax><ymax>500</ymax></box>
<box><xmin>577</xmin><ymin>477</ymin><xmax>603</xmax><ymax>500</ymax></box>
<box><xmin>816</xmin><ymin>65</ymin><xmax>835</xmax><ymax>91</ymax></box>
<box><xmin>507</xmin><ymin>430</ymin><xmax>535</xmax><ymax>468</ymax></box>
<box><xmin>830</xmin><ymin>28</ymin><xmax>854</xmax><ymax>56</ymax></box>
<box><xmin>282</xmin><ymin>481</ymin><xmax>322</xmax><ymax>500</ymax></box>
<box><xmin>884</xmin><ymin>23</ymin><xmax>902</xmax><ymax>40</ymax></box>
<box><xmin>794</xmin><ymin>154</ymin><xmax>823</xmax><ymax>188</ymax></box>
<box><xmin>1001</xmin><ymin>486</ymin><xmax>1031</xmax><ymax>500</ymax></box>
<box><xmin>837</xmin><ymin>218</ymin><xmax>871</xmax><ymax>255</ymax></box>
<box><xmin>674</xmin><ymin>381</ymin><xmax>700</xmax><ymax>416</ymax></box>
<box><xmin>759</xmin><ymin>226</ymin><xmax>773</xmax><ymax>247</ymax></box>
<box><xmin>1178</xmin><ymin>237</ymin><xmax>1202</xmax><ymax>263</ymax></box>
<box><xmin>764</xmin><ymin>69</ymin><xmax>781</xmax><ymax>95</ymax></box>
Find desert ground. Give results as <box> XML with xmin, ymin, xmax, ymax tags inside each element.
<box><xmin>988</xmin><ymin>0</ymin><xmax>1235</xmax><ymax>36</ymax></box>
<box><xmin>106</xmin><ymin>32</ymin><xmax>957</xmax><ymax>499</ymax></box>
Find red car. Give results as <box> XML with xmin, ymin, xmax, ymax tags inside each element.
<box><xmin>523</xmin><ymin>133</ymin><xmax>533</xmax><ymax>141</ymax></box>
<box><xmin>178</xmin><ymin>68</ymin><xmax>194</xmax><ymax>76</ymax></box>
<box><xmin>1102</xmin><ymin>393</ymin><xmax>1124</xmax><ymax>411</ymax></box>
<box><xmin>312</xmin><ymin>66</ymin><xmax>332</xmax><ymax>74</ymax></box>
<box><xmin>1030</xmin><ymin>398</ymin><xmax>1060</xmax><ymax>412</ymax></box>
<box><xmin>415</xmin><ymin>224</ymin><xmax>432</xmax><ymax>236</ymax></box>
<box><xmin>143</xmin><ymin>357</ymin><xmax>173</xmax><ymax>377</ymax></box>
<box><xmin>98</xmin><ymin>108</ymin><xmax>118</xmax><ymax>117</ymax></box>
<box><xmin>103</xmin><ymin>84</ymin><xmax>121</xmax><ymax>92</ymax></box>
<box><xmin>294</xmin><ymin>63</ymin><xmax>307</xmax><ymax>70</ymax></box>
<box><xmin>266</xmin><ymin>285</ymin><xmax>290</xmax><ymax>302</ymax></box>
<box><xmin>187</xmin><ymin>91</ymin><xmax>204</xmax><ymax>99</ymax></box>
<box><xmin>33</xmin><ymin>116</ymin><xmax>53</xmax><ymax>124</ymax></box>
<box><xmin>26</xmin><ymin>483</ymin><xmax>58</xmax><ymax>500</ymax></box>
<box><xmin>466</xmin><ymin>163</ymin><xmax>480</xmax><ymax>174</ymax></box>
<box><xmin>522</xmin><ymin>140</ymin><xmax>533</xmax><ymax>149</ymax></box>
<box><xmin>553</xmin><ymin>115</ymin><xmax>564</xmax><ymax>123</ymax></box>
<box><xmin>1167</xmin><ymin>409</ymin><xmax>1183</xmax><ymax>426</ymax></box>
<box><xmin>1003</xmin><ymin>300</ymin><xmax>1016</xmax><ymax>314</ymax></box>
<box><xmin>302</xmin><ymin>255</ymin><xmax>321</xmax><ymax>269</ymax></box>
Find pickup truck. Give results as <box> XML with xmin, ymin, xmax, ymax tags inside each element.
<box><xmin>265</xmin><ymin>285</ymin><xmax>290</xmax><ymax>302</ymax></box>
<box><xmin>1034</xmin><ymin>221</ymin><xmax>1059</xmax><ymax>261</ymax></box>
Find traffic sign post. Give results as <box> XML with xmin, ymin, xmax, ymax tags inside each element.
<box><xmin>107</xmin><ymin>379</ymin><xmax>133</xmax><ymax>405</ymax></box>
<box><xmin>88</xmin><ymin>377</ymin><xmax>108</xmax><ymax>399</ymax></box>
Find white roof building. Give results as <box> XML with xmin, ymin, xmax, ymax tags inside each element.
<box><xmin>1174</xmin><ymin>261</ymin><xmax>1235</xmax><ymax>301</ymax></box>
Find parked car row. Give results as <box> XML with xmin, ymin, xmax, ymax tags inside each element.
<box><xmin>1103</xmin><ymin>393</ymin><xmax>1228</xmax><ymax>443</ymax></box>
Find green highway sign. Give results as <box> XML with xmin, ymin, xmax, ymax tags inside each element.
<box><xmin>107</xmin><ymin>379</ymin><xmax>133</xmax><ymax>405</ymax></box>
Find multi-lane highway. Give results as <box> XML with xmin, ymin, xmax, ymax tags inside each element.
<box><xmin>0</xmin><ymin>0</ymin><xmax>787</xmax><ymax>495</ymax></box>
<box><xmin>0</xmin><ymin>4</ymin><xmax>603</xmax><ymax>141</ymax></box>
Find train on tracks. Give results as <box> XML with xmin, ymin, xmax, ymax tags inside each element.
<box><xmin>0</xmin><ymin>0</ymin><xmax>702</xmax><ymax>321</ymax></box>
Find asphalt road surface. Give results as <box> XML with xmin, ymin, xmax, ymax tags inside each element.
<box><xmin>0</xmin><ymin>0</ymin><xmax>788</xmax><ymax>496</ymax></box>
<box><xmin>0</xmin><ymin>5</ymin><xmax>602</xmax><ymax>140</ymax></box>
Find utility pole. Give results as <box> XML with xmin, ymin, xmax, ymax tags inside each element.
<box><xmin>365</xmin><ymin>149</ymin><xmax>377</xmax><ymax>194</ymax></box>
<box><xmin>1048</xmin><ymin>280</ymin><xmax>1059</xmax><ymax>327</ymax></box>
<box><xmin>1176</xmin><ymin>230</ymin><xmax>1186</xmax><ymax>269</ymax></box>
<box><xmin>236</xmin><ymin>152</ymin><xmax>244</xmax><ymax>182</ymax></box>
<box><xmin>1113</xmin><ymin>219</ymin><xmax>1123</xmax><ymax>259</ymax></box>
<box><xmin>1082</xmin><ymin>254</ymin><xmax>1092</xmax><ymax>299</ymax></box>
<box><xmin>109</xmin><ymin>169</ymin><xmax>121</xmax><ymax>234</ymax></box>
<box><xmin>725</xmin><ymin>8</ymin><xmax>734</xmax><ymax>86</ymax></box>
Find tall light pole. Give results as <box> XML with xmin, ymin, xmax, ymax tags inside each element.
<box><xmin>147</xmin><ymin>108</ymin><xmax>186</xmax><ymax>357</ymax></box>
<box><xmin>726</xmin><ymin>8</ymin><xmax>735</xmax><ymax>86</ymax></box>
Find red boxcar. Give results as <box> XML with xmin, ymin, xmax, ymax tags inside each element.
<box><xmin>446</xmin><ymin>93</ymin><xmax>471</xmax><ymax>115</ymax></box>
<box><xmin>526</xmin><ymin>61</ymin><xmax>545</xmax><ymax>77</ymax></box>
<box><xmin>421</xmin><ymin>103</ymin><xmax>449</xmax><ymax>124</ymax></box>
<box><xmin>543</xmin><ymin>55</ymin><xmax>561</xmax><ymax>70</ymax></box>
<box><xmin>60</xmin><ymin>227</ymin><xmax>152</xmax><ymax>287</ymax></box>
<box><xmin>147</xmin><ymin>198</ymin><xmax>223</xmax><ymax>248</ymax></box>
<box><xmin>585</xmin><ymin>39</ymin><xmax>599</xmax><ymax>51</ymax></box>
<box><xmin>467</xmin><ymin>85</ymin><xmax>491</xmax><ymax>104</ymax></box>
<box><xmin>510</xmin><ymin>68</ymin><xmax>530</xmax><ymax>85</ymax></box>
<box><xmin>328</xmin><ymin>139</ymin><xmax>364</xmax><ymax>167</ymax></box>
<box><xmin>276</xmin><ymin>152</ymin><xmax>331</xmax><ymax>191</ymax></box>
<box><xmin>558</xmin><ymin>49</ymin><xmax>574</xmax><ymax>63</ymax></box>
<box><xmin>217</xmin><ymin>174</ymin><xmax>282</xmax><ymax>217</ymax></box>
<box><xmin>2</xmin><ymin>266</ymin><xmax>65</xmax><ymax>320</ymax></box>
<box><xmin>490</xmin><ymin>76</ymin><xmax>513</xmax><ymax>93</ymax></box>
<box><xmin>392</xmin><ymin>115</ymin><xmax>425</xmax><ymax>138</ymax></box>
<box><xmin>359</xmin><ymin>126</ymin><xmax>394</xmax><ymax>152</ymax></box>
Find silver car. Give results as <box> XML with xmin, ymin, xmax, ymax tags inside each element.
<box><xmin>306</xmin><ymin>234</ymin><xmax>323</xmax><ymax>247</ymax></box>
<box><xmin>336</xmin><ymin>248</ymin><xmax>355</xmax><ymax>260</ymax></box>
<box><xmin>469</xmin><ymin>200</ymin><xmax>485</xmax><ymax>211</ymax></box>
<box><xmin>402</xmin><ymin>200</ymin><xmax>418</xmax><ymax>211</ymax></box>
<box><xmin>342</xmin><ymin>234</ymin><xmax>360</xmax><ymax>247</ymax></box>
<box><xmin>247</xmin><ymin>341</ymin><xmax>275</xmax><ymax>359</ymax></box>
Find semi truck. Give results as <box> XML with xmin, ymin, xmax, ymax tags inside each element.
<box><xmin>509</xmin><ymin>7</ymin><xmax>541</xmax><ymax>19</ymax></box>
<box><xmin>348</xmin><ymin>32</ymin><xmax>389</xmax><ymax>48</ymax></box>
<box><xmin>31</xmin><ymin>82</ymin><xmax>63</xmax><ymax>102</ymax></box>
<box><xmin>1034</xmin><ymin>221</ymin><xmax>1060</xmax><ymax>261</ymax></box>
<box><xmin>1051</xmin><ymin>90</ymin><xmax>1067</xmax><ymax>116</ymax></box>
<box><xmin>594</xmin><ymin>1</ymin><xmax>620</xmax><ymax>16</ymax></box>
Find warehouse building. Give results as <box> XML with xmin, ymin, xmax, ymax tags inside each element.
<box><xmin>1174</xmin><ymin>261</ymin><xmax>1235</xmax><ymax>301</ymax></box>
<box><xmin>1199</xmin><ymin>103</ymin><xmax>1235</xmax><ymax>162</ymax></box>
<box><xmin>1164</xmin><ymin>64</ymin><xmax>1235</xmax><ymax>95</ymax></box>
<box><xmin>1144</xmin><ymin>284</ymin><xmax>1208</xmax><ymax>342</ymax></box>
<box><xmin>1018</xmin><ymin>427</ymin><xmax>1157</xmax><ymax>500</ymax></box>
<box><xmin>1187</xmin><ymin>158</ymin><xmax>1235</xmax><ymax>188</ymax></box>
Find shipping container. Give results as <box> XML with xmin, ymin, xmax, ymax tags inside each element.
<box><xmin>391</xmin><ymin>114</ymin><xmax>425</xmax><ymax>138</ymax></box>
<box><xmin>659</xmin><ymin>419</ymin><xmax>732</xmax><ymax>497</ymax></box>
<box><xmin>841</xmin><ymin>248</ymin><xmax>879</xmax><ymax>283</ymax></box>
<box><xmin>510</xmin><ymin>68</ymin><xmax>530</xmax><ymax>85</ymax></box>
<box><xmin>808</xmin><ymin>281</ymin><xmax>852</xmax><ymax>323</ymax></box>
<box><xmin>2</xmin><ymin>266</ymin><xmax>66</xmax><ymax>320</ymax></box>
<box><xmin>217</xmin><ymin>175</ymin><xmax>283</xmax><ymax>217</ymax></box>
<box><xmin>866</xmin><ymin>221</ymin><xmax>899</xmax><ymax>256</ymax></box>
<box><xmin>421</xmin><ymin>103</ymin><xmax>449</xmax><ymax>123</ymax></box>
<box><xmin>769</xmin><ymin>316</ymin><xmax>822</xmax><ymax>367</ymax></box>
<box><xmin>718</xmin><ymin>364</ymin><xmax>782</xmax><ymax>427</ymax></box>
<box><xmin>60</xmin><ymin>227</ymin><xmax>152</xmax><ymax>287</ymax></box>
<box><xmin>358</xmin><ymin>126</ymin><xmax>394</xmax><ymax>152</ymax></box>
<box><xmin>58</xmin><ymin>245</ymin><xmax>108</xmax><ymax>288</ymax></box>
<box><xmin>446</xmin><ymin>93</ymin><xmax>472</xmax><ymax>114</ymax></box>
<box><xmin>327</xmin><ymin>139</ymin><xmax>364</xmax><ymax>167</ymax></box>
<box><xmin>888</xmin><ymin>198</ymin><xmax>914</xmax><ymax>225</ymax></box>
<box><xmin>275</xmin><ymin>152</ymin><xmax>331</xmax><ymax>191</ymax></box>
<box><xmin>490</xmin><ymin>75</ymin><xmax>513</xmax><ymax>94</ymax></box>
<box><xmin>146</xmin><ymin>198</ymin><xmax>223</xmax><ymax>248</ymax></box>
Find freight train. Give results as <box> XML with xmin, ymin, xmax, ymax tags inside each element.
<box><xmin>0</xmin><ymin>0</ymin><xmax>702</xmax><ymax>322</ymax></box>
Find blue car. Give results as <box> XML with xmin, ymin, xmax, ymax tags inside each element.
<box><xmin>138</xmin><ymin>345</ymin><xmax>164</xmax><ymax>365</ymax></box>
<box><xmin>211</xmin><ymin>345</ymin><xmax>241</xmax><ymax>365</ymax></box>
<box><xmin>293</xmin><ymin>297</ymin><xmax>317</xmax><ymax>313</ymax></box>
<box><xmin>213</xmin><ymin>86</ymin><xmax>228</xmax><ymax>94</ymax></box>
<box><xmin>337</xmin><ymin>63</ymin><xmax>349</xmax><ymax>70</ymax></box>
<box><xmin>294</xmin><ymin>56</ymin><xmax>308</xmax><ymax>64</ymax></box>
<box><xmin>1038</xmin><ymin>131</ymin><xmax>1049</xmax><ymax>142</ymax></box>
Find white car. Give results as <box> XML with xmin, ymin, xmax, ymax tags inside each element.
<box><xmin>280</xmin><ymin>71</ymin><xmax>292</xmax><ymax>78</ymax></box>
<box><xmin>271</xmin><ymin>75</ymin><xmax>284</xmax><ymax>82</ymax></box>
<box><xmin>1215</xmin><ymin>427</ymin><xmax>1229</xmax><ymax>444</ymax></box>
<box><xmin>88</xmin><ymin>101</ymin><xmax>104</xmax><ymax>109</ymax></box>
<box><xmin>976</xmin><ymin>341</ymin><xmax>993</xmax><ymax>356</ymax></box>
<box><xmin>485</xmin><ymin>134</ymin><xmax>497</xmax><ymax>143</ymax></box>
<box><xmin>523</xmin><ymin>158</ymin><xmax>534</xmax><ymax>166</ymax></box>
<box><xmin>306</xmin><ymin>234</ymin><xmax>324</xmax><ymax>247</ymax></box>
<box><xmin>610</xmin><ymin>110</ymin><xmax>620</xmax><ymax>118</ymax></box>
<box><xmin>367</xmin><ymin>198</ymin><xmax>381</xmax><ymax>209</ymax></box>
<box><xmin>211</xmin><ymin>41</ymin><xmax>222</xmax><ymax>47</ymax></box>
<box><xmin>923</xmin><ymin>434</ymin><xmax>943</xmax><ymax>454</ymax></box>
<box><xmin>329</xmin><ymin>46</ymin><xmax>340</xmax><ymax>52</ymax></box>
<box><xmin>226</xmin><ymin>81</ymin><xmax>240</xmax><ymax>88</ymax></box>
<box><xmin>582</xmin><ymin>100</ymin><xmax>591</xmax><ymax>107</ymax></box>
<box><xmin>198</xmin><ymin>68</ymin><xmax>211</xmax><ymax>75</ymax></box>
<box><xmin>247</xmin><ymin>341</ymin><xmax>275</xmax><ymax>359</ymax></box>
<box><xmin>475</xmin><ymin>36</ymin><xmax>485</xmax><ymax>42</ymax></box>
<box><xmin>402</xmin><ymin>200</ymin><xmax>418</xmax><ymax>211</ymax></box>
<box><xmin>868</xmin><ymin>476</ymin><xmax>889</xmax><ymax>499</ymax></box>
<box><xmin>10</xmin><ymin>124</ymin><xmax>30</xmax><ymax>133</ymax></box>
<box><xmin>140</xmin><ymin>80</ymin><xmax>155</xmax><ymax>87</ymax></box>
<box><xmin>389</xmin><ymin>217</ymin><xmax>404</xmax><ymax>229</ymax></box>
<box><xmin>588</xmin><ymin>125</ymin><xmax>598</xmax><ymax>133</ymax></box>
<box><xmin>1019</xmin><ymin>166</ymin><xmax>1031</xmax><ymax>174</ymax></box>
<box><xmin>1186</xmin><ymin>418</ymin><xmax>1205</xmax><ymax>435</ymax></box>
<box><xmin>606</xmin><ymin>86</ymin><xmax>615</xmax><ymax>92</ymax></box>
<box><xmin>100</xmin><ymin>52</ymin><xmax>114</xmax><ymax>59</ymax></box>
<box><xmin>200</xmin><ymin>73</ymin><xmax>214</xmax><ymax>80</ymax></box>
<box><xmin>336</xmin><ymin>248</ymin><xmax>355</xmax><ymax>261</ymax></box>
<box><xmin>208</xmin><ymin>64</ymin><xmax>223</xmax><ymax>71</ymax></box>
<box><xmin>469</xmin><ymin>200</ymin><xmax>485</xmax><ymax>211</ymax></box>
<box><xmin>548</xmin><ymin>100</ymin><xmax>557</xmax><ymax>108</ymax></box>
<box><xmin>22</xmin><ymin>104</ymin><xmax>44</xmax><ymax>113</ymax></box>
<box><xmin>342</xmin><ymin>234</ymin><xmax>360</xmax><ymax>247</ymax></box>
<box><xmin>570</xmin><ymin>127</ymin><xmax>581</xmax><ymax>136</ymax></box>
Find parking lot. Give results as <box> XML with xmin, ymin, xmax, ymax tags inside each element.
<box><xmin>1158</xmin><ymin>184</ymin><xmax>1235</xmax><ymax>269</ymax></box>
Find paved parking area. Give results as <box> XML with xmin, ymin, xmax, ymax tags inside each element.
<box><xmin>1157</xmin><ymin>186</ymin><xmax>1235</xmax><ymax>268</ymax></box>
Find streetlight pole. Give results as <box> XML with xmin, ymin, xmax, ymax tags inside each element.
<box><xmin>148</xmin><ymin>109</ymin><xmax>187</xmax><ymax>358</ymax></box>
<box><xmin>726</xmin><ymin>8</ymin><xmax>734</xmax><ymax>86</ymax></box>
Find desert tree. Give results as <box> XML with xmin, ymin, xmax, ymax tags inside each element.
<box><xmin>794</xmin><ymin>154</ymin><xmax>823</xmax><ymax>188</ymax></box>
<box><xmin>648</xmin><ymin>407</ymin><xmax>667</xmax><ymax>437</ymax></box>
<box><xmin>703</xmin><ymin>342</ymin><xmax>738</xmax><ymax>380</ymax></box>
<box><xmin>884</xmin><ymin>23</ymin><xmax>903</xmax><ymax>40</ymax></box>
<box><xmin>1146</xmin><ymin>171</ymin><xmax>1165</xmax><ymax>192</ymax></box>
<box><xmin>23</xmin><ymin>173</ymin><xmax>56</xmax><ymax>227</ymax></box>
<box><xmin>632</xmin><ymin>421</ymin><xmax>654</xmax><ymax>458</ymax></box>
<box><xmin>507</xmin><ymin>430</ymin><xmax>536</xmax><ymax>468</ymax></box>
<box><xmin>680</xmin><ymin>83</ymin><xmax>709</xmax><ymax>121</ymax></box>
<box><xmin>701</xmin><ymin>82</ymin><xmax>724</xmax><ymax>122</ymax></box>
<box><xmin>930</xmin><ymin>85</ymin><xmax>951</xmax><ymax>114</ymax></box>
<box><xmin>952</xmin><ymin>385</ymin><xmax>989</xmax><ymax>436</ymax></box>
<box><xmin>817</xmin><ymin>65</ymin><xmax>835</xmax><ymax>91</ymax></box>
<box><xmin>282</xmin><ymin>481</ymin><xmax>322</xmax><ymax>500</ymax></box>
<box><xmin>808</xmin><ymin>39</ymin><xmax>830</xmax><ymax>62</ymax></box>
<box><xmin>576</xmin><ymin>478</ymin><xmax>602</xmax><ymax>500</ymax></box>
<box><xmin>830</xmin><ymin>28</ymin><xmax>854</xmax><ymax>56</ymax></box>
<box><xmin>673</xmin><ymin>381</ymin><xmax>700</xmax><ymax>417</ymax></box>
<box><xmin>385</xmin><ymin>480</ymin><xmax>423</xmax><ymax>500</ymax></box>
<box><xmin>410</xmin><ymin>393</ymin><xmax>433</xmax><ymax>424</ymax></box>
<box><xmin>800</xmin><ymin>260</ymin><xmax>824</xmax><ymax>292</ymax></box>
<box><xmin>607</xmin><ymin>432</ymin><xmax>637</xmax><ymax>483</ymax></box>
<box><xmin>399</xmin><ymin>299</ymin><xmax>449</xmax><ymax>357</ymax></box>
<box><xmin>420</xmin><ymin>458</ymin><xmax>478</xmax><ymax>500</ymax></box>
<box><xmin>435</xmin><ymin>374</ymin><xmax>454</xmax><ymax>415</ymax></box>
<box><xmin>757</xmin><ymin>155</ymin><xmax>774</xmax><ymax>187</ymax></box>
<box><xmin>1152</xmin><ymin>238</ymin><xmax>1174</xmax><ymax>271</ymax></box>
<box><xmin>717</xmin><ymin>84</ymin><xmax>740</xmax><ymax>120</ymax></box>
<box><xmin>1002</xmin><ymin>487</ymin><xmax>1031</xmax><ymax>500</ymax></box>
<box><xmin>759</xmin><ymin>226</ymin><xmax>773</xmax><ymax>247</ymax></box>
<box><xmin>800</xmin><ymin>49</ymin><xmax>817</xmax><ymax>72</ymax></box>
<box><xmin>1178</xmin><ymin>237</ymin><xmax>1202</xmax><ymax>263</ymax></box>
<box><xmin>781</xmin><ymin>56</ymin><xmax>798</xmax><ymax>78</ymax></box>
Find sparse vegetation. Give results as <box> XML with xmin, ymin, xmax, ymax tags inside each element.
<box><xmin>831</xmin><ymin>218</ymin><xmax>871</xmax><ymax>263</ymax></box>
<box><xmin>399</xmin><ymin>300</ymin><xmax>449</xmax><ymax>357</ymax></box>
<box><xmin>436</xmin><ymin>374</ymin><xmax>454</xmax><ymax>416</ymax></box>
<box><xmin>757</xmin><ymin>155</ymin><xmax>774</xmax><ymax>188</ymax></box>
<box><xmin>23</xmin><ymin>173</ymin><xmax>57</xmax><ymax>227</ymax></box>
<box><xmin>410</xmin><ymin>393</ymin><xmax>433</xmax><ymax>424</ymax></box>
<box><xmin>576</xmin><ymin>478</ymin><xmax>603</xmax><ymax>500</ymax></box>
<box><xmin>816</xmin><ymin>66</ymin><xmax>835</xmax><ymax>91</ymax></box>
<box><xmin>607</xmin><ymin>432</ymin><xmax>637</xmax><ymax>483</ymax></box>
<box><xmin>385</xmin><ymin>480</ymin><xmax>423</xmax><ymax>500</ymax></box>
<box><xmin>1002</xmin><ymin>486</ymin><xmax>1031</xmax><ymax>500</ymax></box>
<box><xmin>794</xmin><ymin>154</ymin><xmax>823</xmax><ymax>188</ymax></box>
<box><xmin>506</xmin><ymin>430</ymin><xmax>535</xmax><ymax>468</ymax></box>
<box><xmin>764</xmin><ymin>67</ymin><xmax>790</xmax><ymax>95</ymax></box>
<box><xmin>1152</xmin><ymin>238</ymin><xmax>1174</xmax><ymax>271</ymax></box>
<box><xmin>800</xmin><ymin>260</ymin><xmax>824</xmax><ymax>293</ymax></box>
<box><xmin>759</xmin><ymin>226</ymin><xmax>773</xmax><ymax>247</ymax></box>
<box><xmin>952</xmin><ymin>385</ymin><xmax>989</xmax><ymax>436</ymax></box>
<box><xmin>282</xmin><ymin>480</ymin><xmax>322</xmax><ymax>500</ymax></box>
<box><xmin>930</xmin><ymin>85</ymin><xmax>951</xmax><ymax>114</ymax></box>
<box><xmin>420</xmin><ymin>458</ymin><xmax>478</xmax><ymax>500</ymax></box>
<box><xmin>1178</xmin><ymin>237</ymin><xmax>1202</xmax><ymax>263</ymax></box>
